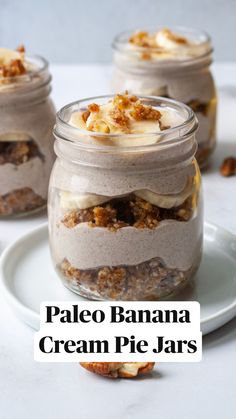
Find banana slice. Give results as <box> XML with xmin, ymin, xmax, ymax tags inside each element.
<box><xmin>60</xmin><ymin>190</ymin><xmax>110</xmax><ymax>210</ymax></box>
<box><xmin>60</xmin><ymin>177</ymin><xmax>194</xmax><ymax>211</ymax></box>
<box><xmin>69</xmin><ymin>106</ymin><xmax>160</xmax><ymax>147</ymax></box>
<box><xmin>0</xmin><ymin>48</ymin><xmax>22</xmax><ymax>65</ymax></box>
<box><xmin>135</xmin><ymin>177</ymin><xmax>194</xmax><ymax>209</ymax></box>
<box><xmin>69</xmin><ymin>112</ymin><xmax>85</xmax><ymax>130</ymax></box>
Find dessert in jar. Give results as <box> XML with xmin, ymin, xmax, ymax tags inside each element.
<box><xmin>112</xmin><ymin>27</ymin><xmax>217</xmax><ymax>168</ymax></box>
<box><xmin>0</xmin><ymin>46</ymin><xmax>56</xmax><ymax>216</ymax></box>
<box><xmin>49</xmin><ymin>92</ymin><xmax>203</xmax><ymax>301</ymax></box>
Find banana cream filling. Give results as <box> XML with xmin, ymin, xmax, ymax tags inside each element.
<box><xmin>60</xmin><ymin>177</ymin><xmax>194</xmax><ymax>210</ymax></box>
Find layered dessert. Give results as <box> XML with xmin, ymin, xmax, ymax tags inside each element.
<box><xmin>0</xmin><ymin>46</ymin><xmax>55</xmax><ymax>216</ymax></box>
<box><xmin>112</xmin><ymin>27</ymin><xmax>217</xmax><ymax>167</ymax></box>
<box><xmin>49</xmin><ymin>93</ymin><xmax>203</xmax><ymax>300</ymax></box>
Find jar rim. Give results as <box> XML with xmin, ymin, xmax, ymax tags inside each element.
<box><xmin>112</xmin><ymin>26</ymin><xmax>212</xmax><ymax>63</ymax></box>
<box><xmin>0</xmin><ymin>54</ymin><xmax>49</xmax><ymax>86</ymax></box>
<box><xmin>55</xmin><ymin>94</ymin><xmax>198</xmax><ymax>153</ymax></box>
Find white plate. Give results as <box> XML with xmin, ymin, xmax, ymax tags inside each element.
<box><xmin>0</xmin><ymin>222</ymin><xmax>236</xmax><ymax>334</ymax></box>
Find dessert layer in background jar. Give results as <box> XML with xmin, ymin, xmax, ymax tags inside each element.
<box><xmin>112</xmin><ymin>27</ymin><xmax>217</xmax><ymax>168</ymax></box>
<box><xmin>0</xmin><ymin>46</ymin><xmax>55</xmax><ymax>216</ymax></box>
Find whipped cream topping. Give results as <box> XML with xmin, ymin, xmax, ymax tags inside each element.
<box><xmin>127</xmin><ymin>28</ymin><xmax>210</xmax><ymax>60</ymax></box>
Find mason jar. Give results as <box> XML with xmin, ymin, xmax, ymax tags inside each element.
<box><xmin>112</xmin><ymin>27</ymin><xmax>217</xmax><ymax>168</ymax></box>
<box><xmin>0</xmin><ymin>54</ymin><xmax>56</xmax><ymax>216</ymax></box>
<box><xmin>49</xmin><ymin>95</ymin><xmax>203</xmax><ymax>301</ymax></box>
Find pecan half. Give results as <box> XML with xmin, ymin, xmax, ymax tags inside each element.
<box><xmin>80</xmin><ymin>362</ymin><xmax>155</xmax><ymax>378</ymax></box>
<box><xmin>220</xmin><ymin>157</ymin><xmax>236</xmax><ymax>177</ymax></box>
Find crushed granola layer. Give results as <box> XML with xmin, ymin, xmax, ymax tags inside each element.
<box><xmin>59</xmin><ymin>256</ymin><xmax>194</xmax><ymax>301</ymax></box>
<box><xmin>61</xmin><ymin>195</ymin><xmax>193</xmax><ymax>230</ymax></box>
<box><xmin>0</xmin><ymin>139</ymin><xmax>43</xmax><ymax>165</ymax></box>
<box><xmin>0</xmin><ymin>187</ymin><xmax>45</xmax><ymax>216</ymax></box>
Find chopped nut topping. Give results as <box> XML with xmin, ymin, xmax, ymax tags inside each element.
<box><xmin>0</xmin><ymin>46</ymin><xmax>27</xmax><ymax>79</ymax></box>
<box><xmin>88</xmin><ymin>120</ymin><xmax>110</xmax><ymax>134</ymax></box>
<box><xmin>130</xmin><ymin>103</ymin><xmax>161</xmax><ymax>121</ymax></box>
<box><xmin>109</xmin><ymin>107</ymin><xmax>130</xmax><ymax>131</ymax></box>
<box><xmin>16</xmin><ymin>44</ymin><xmax>25</xmax><ymax>53</ymax></box>
<box><xmin>2</xmin><ymin>59</ymin><xmax>26</xmax><ymax>78</ymax></box>
<box><xmin>220</xmin><ymin>157</ymin><xmax>236</xmax><ymax>177</ymax></box>
<box><xmin>129</xmin><ymin>28</ymin><xmax>188</xmax><ymax>49</ymax></box>
<box><xmin>129</xmin><ymin>31</ymin><xmax>153</xmax><ymax>48</ymax></box>
<box><xmin>88</xmin><ymin>103</ymin><xmax>100</xmax><ymax>113</ymax></box>
<box><xmin>71</xmin><ymin>92</ymin><xmax>164</xmax><ymax>136</ymax></box>
<box><xmin>81</xmin><ymin>110</ymin><xmax>90</xmax><ymax>123</ymax></box>
<box><xmin>112</xmin><ymin>93</ymin><xmax>138</xmax><ymax>110</ymax></box>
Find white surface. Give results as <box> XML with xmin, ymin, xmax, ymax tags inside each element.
<box><xmin>1</xmin><ymin>222</ymin><xmax>236</xmax><ymax>335</ymax></box>
<box><xmin>0</xmin><ymin>63</ymin><xmax>236</xmax><ymax>419</ymax></box>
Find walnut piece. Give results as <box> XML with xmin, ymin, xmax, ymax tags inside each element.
<box><xmin>129</xmin><ymin>31</ymin><xmax>152</xmax><ymax>48</ymax></box>
<box><xmin>16</xmin><ymin>44</ymin><xmax>25</xmax><ymax>53</ymax></box>
<box><xmin>220</xmin><ymin>157</ymin><xmax>236</xmax><ymax>177</ymax></box>
<box><xmin>88</xmin><ymin>103</ymin><xmax>100</xmax><ymax>113</ymax></box>
<box><xmin>81</xmin><ymin>110</ymin><xmax>90</xmax><ymax>123</ymax></box>
<box><xmin>2</xmin><ymin>59</ymin><xmax>26</xmax><ymax>78</ymax></box>
<box><xmin>130</xmin><ymin>103</ymin><xmax>161</xmax><ymax>121</ymax></box>
<box><xmin>109</xmin><ymin>107</ymin><xmax>130</xmax><ymax>131</ymax></box>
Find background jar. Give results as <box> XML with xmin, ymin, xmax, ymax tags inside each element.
<box><xmin>112</xmin><ymin>27</ymin><xmax>217</xmax><ymax>168</ymax></box>
<box><xmin>0</xmin><ymin>55</ymin><xmax>56</xmax><ymax>217</ymax></box>
<box><xmin>49</xmin><ymin>95</ymin><xmax>203</xmax><ymax>301</ymax></box>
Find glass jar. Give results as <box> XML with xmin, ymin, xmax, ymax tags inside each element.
<box><xmin>49</xmin><ymin>95</ymin><xmax>203</xmax><ymax>301</ymax></box>
<box><xmin>112</xmin><ymin>27</ymin><xmax>217</xmax><ymax>168</ymax></box>
<box><xmin>0</xmin><ymin>55</ymin><xmax>56</xmax><ymax>216</ymax></box>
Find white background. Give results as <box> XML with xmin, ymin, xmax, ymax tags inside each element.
<box><xmin>0</xmin><ymin>0</ymin><xmax>236</xmax><ymax>62</ymax></box>
<box><xmin>0</xmin><ymin>63</ymin><xmax>236</xmax><ymax>418</ymax></box>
